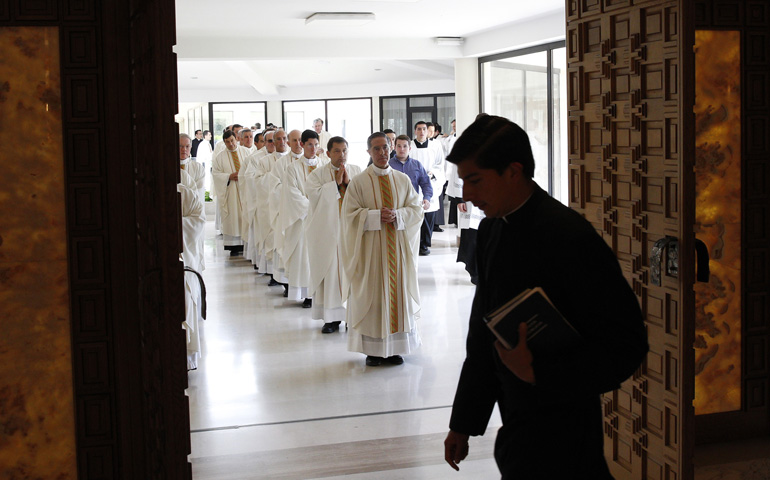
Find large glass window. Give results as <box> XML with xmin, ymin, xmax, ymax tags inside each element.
<box><xmin>481</xmin><ymin>42</ymin><xmax>566</xmax><ymax>202</ymax></box>
<box><xmin>326</xmin><ymin>98</ymin><xmax>372</xmax><ymax>170</ymax></box>
<box><xmin>380</xmin><ymin>94</ymin><xmax>455</xmax><ymax>137</ymax></box>
<box><xmin>209</xmin><ymin>102</ymin><xmax>267</xmax><ymax>143</ymax></box>
<box><xmin>282</xmin><ymin>100</ymin><xmax>326</xmax><ymax>133</ymax></box>
<box><xmin>282</xmin><ymin>98</ymin><xmax>373</xmax><ymax>169</ymax></box>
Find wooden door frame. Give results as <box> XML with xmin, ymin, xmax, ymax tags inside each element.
<box><xmin>2</xmin><ymin>1</ymin><xmax>191</xmax><ymax>478</ymax></box>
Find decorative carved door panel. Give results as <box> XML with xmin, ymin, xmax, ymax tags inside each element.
<box><xmin>566</xmin><ymin>1</ymin><xmax>695</xmax><ymax>479</ymax></box>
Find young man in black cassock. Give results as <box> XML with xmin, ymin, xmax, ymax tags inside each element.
<box><xmin>443</xmin><ymin>115</ymin><xmax>649</xmax><ymax>479</ymax></box>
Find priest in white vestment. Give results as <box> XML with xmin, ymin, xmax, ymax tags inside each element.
<box><xmin>211</xmin><ymin>130</ymin><xmax>247</xmax><ymax>255</ymax></box>
<box><xmin>179</xmin><ymin>133</ymin><xmax>206</xmax><ymax>204</ymax></box>
<box><xmin>180</xmin><ymin>169</ymin><xmax>205</xmax><ymax>370</ymax></box>
<box><xmin>252</xmin><ymin>130</ymin><xmax>289</xmax><ymax>282</ymax></box>
<box><xmin>180</xmin><ymin>134</ymin><xmax>206</xmax><ymax>271</ymax></box>
<box><xmin>306</xmin><ymin>136</ymin><xmax>362</xmax><ymax>333</ymax></box>
<box><xmin>241</xmin><ymin>130</ymin><xmax>275</xmax><ymax>265</ymax></box>
<box><xmin>341</xmin><ymin>133</ymin><xmax>423</xmax><ymax>366</ymax></box>
<box><xmin>236</xmin><ymin>129</ymin><xmax>257</xmax><ymax>260</ymax></box>
<box><xmin>280</xmin><ymin>130</ymin><xmax>330</xmax><ymax>305</ymax></box>
<box><xmin>269</xmin><ymin>130</ymin><xmax>303</xmax><ymax>290</ymax></box>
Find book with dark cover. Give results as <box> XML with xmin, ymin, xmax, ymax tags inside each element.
<box><xmin>483</xmin><ymin>287</ymin><xmax>581</xmax><ymax>354</ymax></box>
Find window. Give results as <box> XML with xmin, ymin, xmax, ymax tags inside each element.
<box><xmin>208</xmin><ymin>102</ymin><xmax>267</xmax><ymax>143</ymax></box>
<box><xmin>282</xmin><ymin>98</ymin><xmax>373</xmax><ymax>170</ymax></box>
<box><xmin>380</xmin><ymin>94</ymin><xmax>455</xmax><ymax>137</ymax></box>
<box><xmin>480</xmin><ymin>42</ymin><xmax>567</xmax><ymax>202</ymax></box>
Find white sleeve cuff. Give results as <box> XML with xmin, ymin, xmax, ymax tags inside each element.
<box><xmin>365</xmin><ymin>210</ymin><xmax>381</xmax><ymax>231</ymax></box>
<box><xmin>394</xmin><ymin>209</ymin><xmax>405</xmax><ymax>231</ymax></box>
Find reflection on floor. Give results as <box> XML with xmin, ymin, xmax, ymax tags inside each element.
<box><xmin>189</xmin><ymin>221</ymin><xmax>770</xmax><ymax>479</ymax></box>
<box><xmin>189</xmin><ymin>222</ymin><xmax>501</xmax><ymax>479</ymax></box>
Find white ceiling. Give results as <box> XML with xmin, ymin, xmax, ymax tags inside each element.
<box><xmin>175</xmin><ymin>0</ymin><xmax>566</xmax><ymax>103</ymax></box>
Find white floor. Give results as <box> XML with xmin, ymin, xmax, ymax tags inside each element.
<box><xmin>188</xmin><ymin>221</ymin><xmax>502</xmax><ymax>479</ymax></box>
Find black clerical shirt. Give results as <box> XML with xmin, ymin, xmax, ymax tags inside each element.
<box><xmin>449</xmin><ymin>183</ymin><xmax>648</xmax><ymax>478</ymax></box>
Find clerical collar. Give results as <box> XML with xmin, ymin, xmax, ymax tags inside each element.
<box><xmin>501</xmin><ymin>187</ymin><xmax>536</xmax><ymax>223</ymax></box>
<box><xmin>302</xmin><ymin>156</ymin><xmax>318</xmax><ymax>166</ymax></box>
<box><xmin>291</xmin><ymin>151</ymin><xmax>302</xmax><ymax>159</ymax></box>
<box><xmin>179</xmin><ymin>158</ymin><xmax>190</xmax><ymax>165</ymax></box>
<box><xmin>371</xmin><ymin>164</ymin><xmax>391</xmax><ymax>176</ymax></box>
<box><xmin>414</xmin><ymin>139</ymin><xmax>429</xmax><ymax>148</ymax></box>
<box><xmin>331</xmin><ymin>163</ymin><xmax>342</xmax><ymax>171</ymax></box>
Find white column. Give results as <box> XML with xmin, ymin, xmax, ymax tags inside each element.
<box><xmin>453</xmin><ymin>58</ymin><xmax>480</xmax><ymax>135</ymax></box>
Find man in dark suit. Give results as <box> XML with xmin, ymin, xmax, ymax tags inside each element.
<box><xmin>443</xmin><ymin>115</ymin><xmax>648</xmax><ymax>479</ymax></box>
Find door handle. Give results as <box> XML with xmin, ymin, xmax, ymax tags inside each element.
<box><xmin>650</xmin><ymin>236</ymin><xmax>710</xmax><ymax>286</ymax></box>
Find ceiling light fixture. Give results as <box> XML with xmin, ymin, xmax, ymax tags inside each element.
<box><xmin>434</xmin><ymin>37</ymin><xmax>464</xmax><ymax>46</ymax></box>
<box><xmin>305</xmin><ymin>12</ymin><xmax>375</xmax><ymax>26</ymax></box>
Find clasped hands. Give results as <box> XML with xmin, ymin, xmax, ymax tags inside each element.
<box><xmin>229</xmin><ymin>172</ymin><xmax>238</xmax><ymax>181</ymax></box>
<box><xmin>335</xmin><ymin>164</ymin><xmax>349</xmax><ymax>186</ymax></box>
<box><xmin>380</xmin><ymin>208</ymin><xmax>397</xmax><ymax>224</ymax></box>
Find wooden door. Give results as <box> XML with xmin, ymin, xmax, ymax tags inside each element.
<box><xmin>566</xmin><ymin>1</ymin><xmax>695</xmax><ymax>479</ymax></box>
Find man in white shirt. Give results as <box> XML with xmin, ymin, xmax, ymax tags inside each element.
<box><xmin>410</xmin><ymin>121</ymin><xmax>446</xmax><ymax>256</ymax></box>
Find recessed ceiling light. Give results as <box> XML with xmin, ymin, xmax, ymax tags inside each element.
<box><xmin>305</xmin><ymin>12</ymin><xmax>375</xmax><ymax>26</ymax></box>
<box><xmin>434</xmin><ymin>37</ymin><xmax>464</xmax><ymax>46</ymax></box>
<box><xmin>191</xmin><ymin>76</ymin><xmax>198</xmax><ymax>79</ymax></box>
<box><xmin>374</xmin><ymin>68</ymin><xmax>382</xmax><ymax>71</ymax></box>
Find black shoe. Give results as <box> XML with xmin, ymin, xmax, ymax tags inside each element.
<box><xmin>283</xmin><ymin>284</ymin><xmax>289</xmax><ymax>297</ymax></box>
<box><xmin>321</xmin><ymin>321</ymin><xmax>340</xmax><ymax>334</ymax></box>
<box><xmin>365</xmin><ymin>356</ymin><xmax>383</xmax><ymax>366</ymax></box>
<box><xmin>268</xmin><ymin>278</ymin><xmax>279</xmax><ymax>286</ymax></box>
<box><xmin>302</xmin><ymin>298</ymin><xmax>312</xmax><ymax>308</ymax></box>
<box><xmin>434</xmin><ymin>226</ymin><xmax>444</xmax><ymax>232</ymax></box>
<box><xmin>419</xmin><ymin>248</ymin><xmax>430</xmax><ymax>256</ymax></box>
<box><xmin>386</xmin><ymin>355</ymin><xmax>404</xmax><ymax>365</ymax></box>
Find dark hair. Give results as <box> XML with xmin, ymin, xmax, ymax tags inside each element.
<box><xmin>383</xmin><ymin>128</ymin><xmax>395</xmax><ymax>135</ymax></box>
<box><xmin>195</xmin><ymin>129</ymin><xmax>202</xmax><ymax>135</ymax></box>
<box><xmin>395</xmin><ymin>134</ymin><xmax>411</xmax><ymax>146</ymax></box>
<box><xmin>232</xmin><ymin>124</ymin><xmax>243</xmax><ymax>129</ymax></box>
<box><xmin>222</xmin><ymin>130</ymin><xmax>236</xmax><ymax>141</ymax></box>
<box><xmin>327</xmin><ymin>136</ymin><xmax>348</xmax><ymax>152</ymax></box>
<box><xmin>414</xmin><ymin>121</ymin><xmax>427</xmax><ymax>130</ymax></box>
<box><xmin>434</xmin><ymin>123</ymin><xmax>442</xmax><ymax>134</ymax></box>
<box><xmin>255</xmin><ymin>132</ymin><xmax>264</xmax><ymax>143</ymax></box>
<box><xmin>202</xmin><ymin>130</ymin><xmax>210</xmax><ymax>136</ymax></box>
<box><xmin>367</xmin><ymin>132</ymin><xmax>387</xmax><ymax>149</ymax></box>
<box><xmin>426</xmin><ymin>122</ymin><xmax>434</xmax><ymax>128</ymax></box>
<box><xmin>446</xmin><ymin>114</ymin><xmax>535</xmax><ymax>177</ymax></box>
<box><xmin>301</xmin><ymin>129</ymin><xmax>319</xmax><ymax>143</ymax></box>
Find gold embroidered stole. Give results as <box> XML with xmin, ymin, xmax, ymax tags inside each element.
<box><xmin>230</xmin><ymin>149</ymin><xmax>241</xmax><ymax>171</ymax></box>
<box><xmin>378</xmin><ymin>174</ymin><xmax>399</xmax><ymax>334</ymax></box>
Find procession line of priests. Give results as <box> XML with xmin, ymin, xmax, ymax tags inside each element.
<box><xmin>305</xmin><ymin>136</ymin><xmax>362</xmax><ymax>325</ymax></box>
<box><xmin>341</xmin><ymin>133</ymin><xmax>423</xmax><ymax>359</ymax></box>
